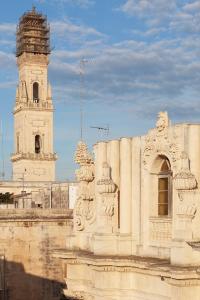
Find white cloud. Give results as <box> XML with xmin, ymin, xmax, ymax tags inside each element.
<box><xmin>120</xmin><ymin>0</ymin><xmax>176</xmax><ymax>25</ymax></box>
<box><xmin>51</xmin><ymin>20</ymin><xmax>103</xmax><ymax>38</ymax></box>
<box><xmin>37</xmin><ymin>0</ymin><xmax>94</xmax><ymax>8</ymax></box>
<box><xmin>0</xmin><ymin>51</ymin><xmax>15</xmax><ymax>67</ymax></box>
<box><xmin>47</xmin><ymin>26</ymin><xmax>200</xmax><ymax>121</ymax></box>
<box><xmin>0</xmin><ymin>23</ymin><xmax>16</xmax><ymax>34</ymax></box>
<box><xmin>183</xmin><ymin>1</ymin><xmax>200</xmax><ymax>12</ymax></box>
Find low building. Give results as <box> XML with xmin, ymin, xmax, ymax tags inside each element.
<box><xmin>54</xmin><ymin>112</ymin><xmax>200</xmax><ymax>300</ymax></box>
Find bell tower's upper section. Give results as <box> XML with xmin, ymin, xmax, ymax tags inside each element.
<box><xmin>14</xmin><ymin>7</ymin><xmax>53</xmax><ymax>112</ymax></box>
<box><xmin>16</xmin><ymin>6</ymin><xmax>50</xmax><ymax>57</ymax></box>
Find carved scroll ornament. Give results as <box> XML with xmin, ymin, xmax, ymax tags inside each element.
<box><xmin>74</xmin><ymin>141</ymin><xmax>95</xmax><ymax>231</ymax></box>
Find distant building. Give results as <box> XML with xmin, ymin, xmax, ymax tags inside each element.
<box><xmin>0</xmin><ymin>7</ymin><xmax>78</xmax><ymax>209</ymax></box>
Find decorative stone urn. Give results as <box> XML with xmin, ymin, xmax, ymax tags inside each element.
<box><xmin>96</xmin><ymin>162</ymin><xmax>117</xmax><ymax>232</ymax></box>
<box><xmin>97</xmin><ymin>162</ymin><xmax>116</xmax><ymax>195</ymax></box>
<box><xmin>174</xmin><ymin>152</ymin><xmax>197</xmax><ymax>190</ymax></box>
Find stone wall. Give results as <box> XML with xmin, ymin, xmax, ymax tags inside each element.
<box><xmin>0</xmin><ymin>209</ymin><xmax>73</xmax><ymax>300</ymax></box>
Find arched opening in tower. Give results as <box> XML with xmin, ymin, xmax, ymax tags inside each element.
<box><xmin>35</xmin><ymin>135</ymin><xmax>41</xmax><ymax>154</ymax></box>
<box><xmin>33</xmin><ymin>82</ymin><xmax>39</xmax><ymax>103</ymax></box>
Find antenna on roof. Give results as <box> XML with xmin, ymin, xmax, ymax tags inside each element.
<box><xmin>90</xmin><ymin>124</ymin><xmax>109</xmax><ymax>139</ymax></box>
<box><xmin>0</xmin><ymin>120</ymin><xmax>5</xmax><ymax>180</ymax></box>
<box><xmin>79</xmin><ymin>58</ymin><xmax>88</xmax><ymax>141</ymax></box>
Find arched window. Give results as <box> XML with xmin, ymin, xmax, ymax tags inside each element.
<box><xmin>35</xmin><ymin>135</ymin><xmax>41</xmax><ymax>154</ymax></box>
<box><xmin>33</xmin><ymin>82</ymin><xmax>39</xmax><ymax>103</ymax></box>
<box><xmin>158</xmin><ymin>156</ymin><xmax>172</xmax><ymax>216</ymax></box>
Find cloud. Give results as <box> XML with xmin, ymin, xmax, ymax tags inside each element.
<box><xmin>51</xmin><ymin>20</ymin><xmax>104</xmax><ymax>38</ymax></box>
<box><xmin>120</xmin><ymin>0</ymin><xmax>200</xmax><ymax>36</ymax></box>
<box><xmin>50</xmin><ymin>19</ymin><xmax>106</xmax><ymax>48</ymax></box>
<box><xmin>0</xmin><ymin>51</ymin><xmax>15</xmax><ymax>68</ymax></box>
<box><xmin>120</xmin><ymin>0</ymin><xmax>176</xmax><ymax>25</ymax></box>
<box><xmin>183</xmin><ymin>1</ymin><xmax>200</xmax><ymax>12</ymax></box>
<box><xmin>47</xmin><ymin>26</ymin><xmax>200</xmax><ymax>121</ymax></box>
<box><xmin>37</xmin><ymin>0</ymin><xmax>94</xmax><ymax>8</ymax></box>
<box><xmin>0</xmin><ymin>23</ymin><xmax>16</xmax><ymax>34</ymax></box>
<box><xmin>2</xmin><ymin>2</ymin><xmax>200</xmax><ymax>123</ymax></box>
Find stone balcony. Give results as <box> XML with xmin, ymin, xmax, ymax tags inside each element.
<box><xmin>11</xmin><ymin>152</ymin><xmax>57</xmax><ymax>162</ymax></box>
<box><xmin>14</xmin><ymin>100</ymin><xmax>53</xmax><ymax>113</ymax></box>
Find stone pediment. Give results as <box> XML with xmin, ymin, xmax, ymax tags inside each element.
<box><xmin>143</xmin><ymin>111</ymin><xmax>183</xmax><ymax>171</ymax></box>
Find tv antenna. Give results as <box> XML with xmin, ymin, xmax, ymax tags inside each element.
<box><xmin>90</xmin><ymin>124</ymin><xmax>110</xmax><ymax>138</ymax></box>
<box><xmin>79</xmin><ymin>58</ymin><xmax>88</xmax><ymax>141</ymax></box>
<box><xmin>0</xmin><ymin>120</ymin><xmax>5</xmax><ymax>180</ymax></box>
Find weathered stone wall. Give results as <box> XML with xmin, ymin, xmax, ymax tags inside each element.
<box><xmin>0</xmin><ymin>209</ymin><xmax>73</xmax><ymax>300</ymax></box>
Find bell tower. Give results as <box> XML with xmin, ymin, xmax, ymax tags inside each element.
<box><xmin>11</xmin><ymin>7</ymin><xmax>57</xmax><ymax>181</ymax></box>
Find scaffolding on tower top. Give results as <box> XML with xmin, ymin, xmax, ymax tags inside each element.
<box><xmin>16</xmin><ymin>6</ymin><xmax>50</xmax><ymax>57</ymax></box>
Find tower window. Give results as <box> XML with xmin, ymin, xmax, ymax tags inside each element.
<box><xmin>35</xmin><ymin>135</ymin><xmax>41</xmax><ymax>154</ymax></box>
<box><xmin>33</xmin><ymin>82</ymin><xmax>39</xmax><ymax>103</ymax></box>
<box><xmin>158</xmin><ymin>157</ymin><xmax>172</xmax><ymax>216</ymax></box>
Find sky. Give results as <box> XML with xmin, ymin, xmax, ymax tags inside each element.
<box><xmin>0</xmin><ymin>0</ymin><xmax>200</xmax><ymax>180</ymax></box>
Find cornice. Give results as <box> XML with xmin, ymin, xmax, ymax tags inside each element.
<box><xmin>55</xmin><ymin>249</ymin><xmax>200</xmax><ymax>286</ymax></box>
<box><xmin>11</xmin><ymin>152</ymin><xmax>57</xmax><ymax>162</ymax></box>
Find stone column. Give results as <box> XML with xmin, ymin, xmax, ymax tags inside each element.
<box><xmin>95</xmin><ymin>141</ymin><xmax>107</xmax><ymax>231</ymax></box>
<box><xmin>107</xmin><ymin>140</ymin><xmax>120</xmax><ymax>232</ymax></box>
<box><xmin>188</xmin><ymin>125</ymin><xmax>200</xmax><ymax>185</ymax></box>
<box><xmin>120</xmin><ymin>138</ymin><xmax>132</xmax><ymax>234</ymax></box>
<box><xmin>96</xmin><ymin>141</ymin><xmax>107</xmax><ymax>180</ymax></box>
<box><xmin>131</xmin><ymin>137</ymin><xmax>141</xmax><ymax>249</ymax></box>
<box><xmin>108</xmin><ymin>140</ymin><xmax>120</xmax><ymax>186</ymax></box>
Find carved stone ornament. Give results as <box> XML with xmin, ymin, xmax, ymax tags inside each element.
<box><xmin>156</xmin><ymin>111</ymin><xmax>169</xmax><ymax>133</ymax></box>
<box><xmin>74</xmin><ymin>196</ymin><xmax>95</xmax><ymax>231</ymax></box>
<box><xmin>174</xmin><ymin>152</ymin><xmax>197</xmax><ymax>190</ymax></box>
<box><xmin>76</xmin><ymin>165</ymin><xmax>94</xmax><ymax>183</ymax></box>
<box><xmin>143</xmin><ymin>111</ymin><xmax>182</xmax><ymax>170</ymax></box>
<box><xmin>178</xmin><ymin>190</ymin><xmax>200</xmax><ymax>202</ymax></box>
<box><xmin>74</xmin><ymin>141</ymin><xmax>95</xmax><ymax>231</ymax></box>
<box><xmin>97</xmin><ymin>162</ymin><xmax>116</xmax><ymax>194</ymax></box>
<box><xmin>176</xmin><ymin>204</ymin><xmax>197</xmax><ymax>219</ymax></box>
<box><xmin>74</xmin><ymin>141</ymin><xmax>93</xmax><ymax>166</ymax></box>
<box><xmin>97</xmin><ymin>162</ymin><xmax>117</xmax><ymax>217</ymax></box>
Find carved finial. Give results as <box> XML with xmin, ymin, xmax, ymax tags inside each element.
<box><xmin>156</xmin><ymin>111</ymin><xmax>169</xmax><ymax>132</ymax></box>
<box><xmin>74</xmin><ymin>141</ymin><xmax>93</xmax><ymax>165</ymax></box>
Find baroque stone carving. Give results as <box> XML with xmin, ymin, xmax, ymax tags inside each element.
<box><xmin>156</xmin><ymin>111</ymin><xmax>169</xmax><ymax>133</ymax></box>
<box><xmin>176</xmin><ymin>204</ymin><xmax>197</xmax><ymax>219</ymax></box>
<box><xmin>97</xmin><ymin>162</ymin><xmax>117</xmax><ymax>218</ymax></box>
<box><xmin>74</xmin><ymin>141</ymin><xmax>95</xmax><ymax>231</ymax></box>
<box><xmin>143</xmin><ymin>111</ymin><xmax>181</xmax><ymax>169</ymax></box>
<box><xmin>174</xmin><ymin>152</ymin><xmax>197</xmax><ymax>190</ymax></box>
<box><xmin>97</xmin><ymin>162</ymin><xmax>116</xmax><ymax>195</ymax></box>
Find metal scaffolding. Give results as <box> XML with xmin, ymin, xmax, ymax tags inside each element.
<box><xmin>16</xmin><ymin>6</ymin><xmax>50</xmax><ymax>57</ymax></box>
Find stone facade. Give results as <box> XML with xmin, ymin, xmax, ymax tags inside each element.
<box><xmin>54</xmin><ymin>112</ymin><xmax>200</xmax><ymax>300</ymax></box>
<box><xmin>0</xmin><ymin>209</ymin><xmax>73</xmax><ymax>300</ymax></box>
